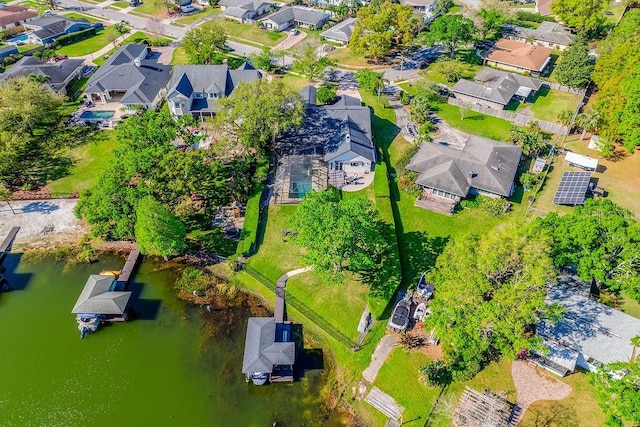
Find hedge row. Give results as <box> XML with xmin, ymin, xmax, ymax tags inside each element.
<box><xmin>56</xmin><ymin>27</ymin><xmax>97</xmax><ymax>46</ymax></box>
<box><xmin>235</xmin><ymin>184</ymin><xmax>263</xmax><ymax>257</ymax></box>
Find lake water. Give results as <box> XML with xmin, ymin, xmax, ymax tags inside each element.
<box><xmin>0</xmin><ymin>254</ymin><xmax>328</xmax><ymax>426</ymax></box>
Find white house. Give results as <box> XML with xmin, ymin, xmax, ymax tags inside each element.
<box><xmin>219</xmin><ymin>0</ymin><xmax>271</xmax><ymax>22</ymax></box>
<box><xmin>260</xmin><ymin>6</ymin><xmax>330</xmax><ymax>31</ymax></box>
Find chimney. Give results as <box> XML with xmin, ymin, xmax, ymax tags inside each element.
<box><xmin>133</xmin><ymin>57</ymin><xmax>141</xmax><ymax>67</ymax></box>
<box><xmin>469</xmin><ymin>170</ymin><xmax>474</xmax><ymax>178</ymax></box>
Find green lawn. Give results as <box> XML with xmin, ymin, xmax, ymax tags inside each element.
<box><xmin>48</xmin><ymin>131</ymin><xmax>119</xmax><ymax>194</ymax></box>
<box><xmin>110</xmin><ymin>1</ymin><xmax>130</xmax><ymax>8</ymax></box>
<box><xmin>17</xmin><ymin>44</ymin><xmax>39</xmax><ymax>53</ymax></box>
<box><xmin>436</xmin><ymin>102</ymin><xmax>515</xmax><ymax>141</ymax></box>
<box><xmin>133</xmin><ymin>0</ymin><xmax>166</xmax><ymax>16</ymax></box>
<box><xmin>206</xmin><ymin>19</ymin><xmax>286</xmax><ymax>47</ymax></box>
<box><xmin>56</xmin><ymin>27</ymin><xmax>119</xmax><ymax>57</ymax></box>
<box><xmin>273</xmin><ymin>73</ymin><xmax>312</xmax><ymax>91</ymax></box>
<box><xmin>63</xmin><ymin>12</ymin><xmax>103</xmax><ymax>23</ymax></box>
<box><xmin>520</xmin><ymin>86</ymin><xmax>581</xmax><ymax>123</ymax></box>
<box><xmin>605</xmin><ymin>3</ymin><xmax>626</xmax><ymax>24</ymax></box>
<box><xmin>374</xmin><ymin>348</ymin><xmax>441</xmax><ymax>424</ymax></box>
<box><xmin>173</xmin><ymin>7</ymin><xmax>221</xmax><ymax>26</ymax></box>
<box><xmin>123</xmin><ymin>30</ymin><xmax>171</xmax><ymax>45</ymax></box>
<box><xmin>171</xmin><ymin>46</ymin><xmax>189</xmax><ymax>65</ymax></box>
<box><xmin>327</xmin><ymin>46</ymin><xmax>381</xmax><ymax>68</ymax></box>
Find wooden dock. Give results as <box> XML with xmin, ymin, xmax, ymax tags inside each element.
<box><xmin>365</xmin><ymin>387</ymin><xmax>404</xmax><ymax>422</ymax></box>
<box><xmin>0</xmin><ymin>227</ymin><xmax>20</xmax><ymax>265</ymax></box>
<box><xmin>115</xmin><ymin>244</ymin><xmax>140</xmax><ymax>291</ymax></box>
<box><xmin>274</xmin><ymin>274</ymin><xmax>287</xmax><ymax>324</ymax></box>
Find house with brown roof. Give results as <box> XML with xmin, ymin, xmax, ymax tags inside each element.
<box><xmin>0</xmin><ymin>4</ymin><xmax>37</xmax><ymax>31</ymax></box>
<box><xmin>483</xmin><ymin>39</ymin><xmax>553</xmax><ymax>76</ymax></box>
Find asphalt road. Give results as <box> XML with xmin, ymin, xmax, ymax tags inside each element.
<box><xmin>55</xmin><ymin>0</ymin><xmax>264</xmax><ymax>58</ymax></box>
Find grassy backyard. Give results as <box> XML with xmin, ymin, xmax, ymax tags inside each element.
<box><xmin>56</xmin><ymin>26</ymin><xmax>119</xmax><ymax>57</ymax></box>
<box><xmin>110</xmin><ymin>1</ymin><xmax>130</xmax><ymax>8</ymax></box>
<box><xmin>205</xmin><ymin>19</ymin><xmax>286</xmax><ymax>47</ymax></box>
<box><xmin>172</xmin><ymin>7</ymin><xmax>221</xmax><ymax>26</ymax></box>
<box><xmin>133</xmin><ymin>0</ymin><xmax>168</xmax><ymax>17</ymax></box>
<box><xmin>48</xmin><ymin>131</ymin><xmax>119</xmax><ymax>194</ymax></box>
<box><xmin>515</xmin><ymin>86</ymin><xmax>581</xmax><ymax>123</ymax></box>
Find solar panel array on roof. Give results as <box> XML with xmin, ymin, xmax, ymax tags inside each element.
<box><xmin>553</xmin><ymin>171</ymin><xmax>591</xmax><ymax>205</ymax></box>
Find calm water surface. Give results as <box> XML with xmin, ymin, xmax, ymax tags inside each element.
<box><xmin>0</xmin><ymin>254</ymin><xmax>327</xmax><ymax>426</ymax></box>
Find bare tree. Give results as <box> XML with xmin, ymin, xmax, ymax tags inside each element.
<box><xmin>145</xmin><ymin>17</ymin><xmax>165</xmax><ymax>43</ymax></box>
<box><xmin>459</xmin><ymin>102</ymin><xmax>470</xmax><ymax>120</ymax></box>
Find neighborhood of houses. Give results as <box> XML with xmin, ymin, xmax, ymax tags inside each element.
<box><xmin>0</xmin><ymin>0</ymin><xmax>638</xmax><ymax>425</ymax></box>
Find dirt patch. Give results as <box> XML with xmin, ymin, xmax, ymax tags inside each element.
<box><xmin>512</xmin><ymin>360</ymin><xmax>572</xmax><ymax>413</ymax></box>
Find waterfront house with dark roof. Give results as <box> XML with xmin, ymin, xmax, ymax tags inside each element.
<box><xmin>0</xmin><ymin>4</ymin><xmax>37</xmax><ymax>31</ymax></box>
<box><xmin>483</xmin><ymin>39</ymin><xmax>553</xmax><ymax>76</ymax></box>
<box><xmin>0</xmin><ymin>56</ymin><xmax>85</xmax><ymax>95</ymax></box>
<box><xmin>451</xmin><ymin>68</ymin><xmax>543</xmax><ymax>110</ymax></box>
<box><xmin>406</xmin><ymin>136</ymin><xmax>521</xmax><ymax>213</ymax></box>
<box><xmin>84</xmin><ymin>44</ymin><xmax>171</xmax><ymax>111</ymax></box>
<box><xmin>503</xmin><ymin>22</ymin><xmax>576</xmax><ymax>51</ymax></box>
<box><xmin>242</xmin><ymin>317</ymin><xmax>295</xmax><ymax>384</ymax></box>
<box><xmin>533</xmin><ymin>276</ymin><xmax>640</xmax><ymax>376</ymax></box>
<box><xmin>24</xmin><ymin>16</ymin><xmax>91</xmax><ymax>45</ymax></box>
<box><xmin>320</xmin><ymin>17</ymin><xmax>356</xmax><ymax>45</ymax></box>
<box><xmin>219</xmin><ymin>0</ymin><xmax>271</xmax><ymax>22</ymax></box>
<box><xmin>260</xmin><ymin>6</ymin><xmax>330</xmax><ymax>31</ymax></box>
<box><xmin>166</xmin><ymin>63</ymin><xmax>261</xmax><ymax>118</ymax></box>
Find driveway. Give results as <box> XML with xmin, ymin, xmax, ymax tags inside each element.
<box><xmin>432</xmin><ymin>115</ymin><xmax>469</xmax><ymax>149</ymax></box>
<box><xmin>272</xmin><ymin>31</ymin><xmax>307</xmax><ymax>51</ymax></box>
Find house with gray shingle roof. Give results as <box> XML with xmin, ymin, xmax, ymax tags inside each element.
<box><xmin>24</xmin><ymin>15</ymin><xmax>91</xmax><ymax>45</ymax></box>
<box><xmin>0</xmin><ymin>56</ymin><xmax>85</xmax><ymax>95</ymax></box>
<box><xmin>219</xmin><ymin>0</ymin><xmax>271</xmax><ymax>22</ymax></box>
<box><xmin>72</xmin><ymin>275</ymin><xmax>131</xmax><ymax>316</ymax></box>
<box><xmin>533</xmin><ymin>276</ymin><xmax>640</xmax><ymax>376</ymax></box>
<box><xmin>166</xmin><ymin>63</ymin><xmax>261</xmax><ymax>118</ymax></box>
<box><xmin>84</xmin><ymin>44</ymin><xmax>171</xmax><ymax>111</ymax></box>
<box><xmin>452</xmin><ymin>68</ymin><xmax>543</xmax><ymax>110</ymax></box>
<box><xmin>406</xmin><ymin>136</ymin><xmax>521</xmax><ymax>211</ymax></box>
<box><xmin>260</xmin><ymin>6</ymin><xmax>330</xmax><ymax>32</ymax></box>
<box><xmin>320</xmin><ymin>17</ymin><xmax>356</xmax><ymax>45</ymax></box>
<box><xmin>503</xmin><ymin>21</ymin><xmax>576</xmax><ymax>51</ymax></box>
<box><xmin>242</xmin><ymin>317</ymin><xmax>295</xmax><ymax>382</ymax></box>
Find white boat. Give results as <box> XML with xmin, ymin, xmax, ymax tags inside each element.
<box><xmin>251</xmin><ymin>372</ymin><xmax>269</xmax><ymax>386</ymax></box>
<box><xmin>77</xmin><ymin>315</ymin><xmax>100</xmax><ymax>338</ymax></box>
<box><xmin>417</xmin><ymin>271</ymin><xmax>435</xmax><ymax>299</ymax></box>
<box><xmin>413</xmin><ymin>303</ymin><xmax>427</xmax><ymax>321</ymax></box>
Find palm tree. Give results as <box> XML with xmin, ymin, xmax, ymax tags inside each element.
<box><xmin>556</xmin><ymin>109</ymin><xmax>573</xmax><ymax>127</ymax></box>
<box><xmin>372</xmin><ymin>72</ymin><xmax>390</xmax><ymax>100</ymax></box>
<box><xmin>575</xmin><ymin>109</ymin><xmax>603</xmax><ymax>140</ymax></box>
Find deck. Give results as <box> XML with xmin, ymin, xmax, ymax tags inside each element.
<box><xmin>115</xmin><ymin>244</ymin><xmax>140</xmax><ymax>290</ymax></box>
<box><xmin>365</xmin><ymin>387</ymin><xmax>404</xmax><ymax>422</ymax></box>
<box><xmin>0</xmin><ymin>227</ymin><xmax>20</xmax><ymax>265</ymax></box>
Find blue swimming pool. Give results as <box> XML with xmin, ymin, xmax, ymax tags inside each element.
<box><xmin>8</xmin><ymin>34</ymin><xmax>29</xmax><ymax>44</ymax></box>
<box><xmin>79</xmin><ymin>110</ymin><xmax>115</xmax><ymax>120</ymax></box>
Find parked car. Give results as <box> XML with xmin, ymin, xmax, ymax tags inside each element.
<box><xmin>181</xmin><ymin>4</ymin><xmax>198</xmax><ymax>13</ymax></box>
<box><xmin>56</xmin><ymin>55</ymin><xmax>68</xmax><ymax>61</ymax></box>
<box><xmin>388</xmin><ymin>294</ymin><xmax>411</xmax><ymax>331</ymax></box>
<box><xmin>290</xmin><ymin>28</ymin><xmax>300</xmax><ymax>36</ymax></box>
<box><xmin>417</xmin><ymin>271</ymin><xmax>434</xmax><ymax>299</ymax></box>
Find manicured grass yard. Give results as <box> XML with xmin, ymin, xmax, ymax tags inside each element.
<box><xmin>327</xmin><ymin>46</ymin><xmax>383</xmax><ymax>69</ymax></box>
<box><xmin>110</xmin><ymin>1</ymin><xmax>130</xmax><ymax>8</ymax></box>
<box><xmin>205</xmin><ymin>19</ymin><xmax>285</xmax><ymax>47</ymax></box>
<box><xmin>48</xmin><ymin>131</ymin><xmax>119</xmax><ymax>194</ymax></box>
<box><xmin>123</xmin><ymin>30</ymin><xmax>171</xmax><ymax>45</ymax></box>
<box><xmin>437</xmin><ymin>102</ymin><xmax>515</xmax><ymax>141</ymax></box>
<box><xmin>17</xmin><ymin>43</ymin><xmax>39</xmax><ymax>53</ymax></box>
<box><xmin>373</xmin><ymin>349</ymin><xmax>441</xmax><ymax>424</ymax></box>
<box><xmin>56</xmin><ymin>27</ymin><xmax>119</xmax><ymax>57</ymax></box>
<box><xmin>273</xmin><ymin>73</ymin><xmax>312</xmax><ymax>91</ymax></box>
<box><xmin>517</xmin><ymin>86</ymin><xmax>581</xmax><ymax>123</ymax></box>
<box><xmin>133</xmin><ymin>0</ymin><xmax>167</xmax><ymax>16</ymax></box>
<box><xmin>63</xmin><ymin>12</ymin><xmax>103</xmax><ymax>23</ymax></box>
<box><xmin>171</xmin><ymin>46</ymin><xmax>189</xmax><ymax>65</ymax></box>
<box><xmin>173</xmin><ymin>7</ymin><xmax>221</xmax><ymax>26</ymax></box>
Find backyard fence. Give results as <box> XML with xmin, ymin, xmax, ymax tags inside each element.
<box><xmin>447</xmin><ymin>98</ymin><xmax>569</xmax><ymax>135</ymax></box>
<box><xmin>242</xmin><ymin>265</ymin><xmax>355</xmax><ymax>349</ymax></box>
<box><xmin>543</xmin><ymin>82</ymin><xmax>587</xmax><ymax>96</ymax></box>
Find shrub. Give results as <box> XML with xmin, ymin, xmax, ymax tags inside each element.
<box><xmin>479</xmin><ymin>196</ymin><xmax>509</xmax><ymax>217</ymax></box>
<box><xmin>399</xmin><ymin>90</ymin><xmax>411</xmax><ymax>105</ymax></box>
<box><xmin>316</xmin><ymin>85</ymin><xmax>337</xmax><ymax>105</ymax></box>
<box><xmin>395</xmin><ymin>144</ymin><xmax>420</xmax><ymax>176</ymax></box>
<box><xmin>420</xmin><ymin>360</ymin><xmax>453</xmax><ymax>387</ymax></box>
<box><xmin>176</xmin><ymin>266</ymin><xmax>211</xmax><ymax>294</ymax></box>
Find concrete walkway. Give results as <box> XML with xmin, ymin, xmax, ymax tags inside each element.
<box><xmin>274</xmin><ymin>266</ymin><xmax>314</xmax><ymax>322</ymax></box>
<box><xmin>362</xmin><ymin>334</ymin><xmax>399</xmax><ymax>382</ymax></box>
<box><xmin>386</xmin><ymin>84</ymin><xmax>416</xmax><ymax>143</ymax></box>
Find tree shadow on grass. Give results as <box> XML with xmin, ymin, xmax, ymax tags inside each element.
<box><xmin>401</xmin><ymin>231</ymin><xmax>449</xmax><ymax>290</ymax></box>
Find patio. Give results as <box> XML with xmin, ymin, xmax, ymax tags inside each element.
<box><xmin>511</xmin><ymin>360</ymin><xmax>572</xmax><ymax>413</ymax></box>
